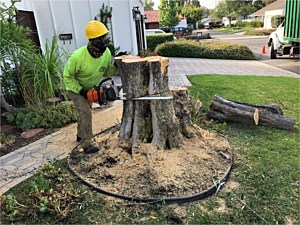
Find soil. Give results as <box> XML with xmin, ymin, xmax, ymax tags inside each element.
<box><xmin>68</xmin><ymin>125</ymin><xmax>232</xmax><ymax>200</ymax></box>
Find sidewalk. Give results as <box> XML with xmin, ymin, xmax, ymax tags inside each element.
<box><xmin>0</xmin><ymin>102</ymin><xmax>123</xmax><ymax>195</ymax></box>
<box><xmin>1</xmin><ymin>58</ymin><xmax>299</xmax><ymax>195</ymax></box>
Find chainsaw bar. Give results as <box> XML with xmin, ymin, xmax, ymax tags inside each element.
<box><xmin>118</xmin><ymin>96</ymin><xmax>173</xmax><ymax>101</ymax></box>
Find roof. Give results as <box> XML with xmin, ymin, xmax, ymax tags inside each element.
<box><xmin>250</xmin><ymin>0</ymin><xmax>286</xmax><ymax>16</ymax></box>
<box><xmin>144</xmin><ymin>10</ymin><xmax>159</xmax><ymax>23</ymax></box>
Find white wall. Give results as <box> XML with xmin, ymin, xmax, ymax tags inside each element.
<box><xmin>3</xmin><ymin>0</ymin><xmax>144</xmax><ymax>55</ymax></box>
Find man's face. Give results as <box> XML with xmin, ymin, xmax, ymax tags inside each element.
<box><xmin>89</xmin><ymin>35</ymin><xmax>110</xmax><ymax>53</ymax></box>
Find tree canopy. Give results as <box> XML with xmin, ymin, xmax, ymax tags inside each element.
<box><xmin>212</xmin><ymin>0</ymin><xmax>276</xmax><ymax>24</ymax></box>
<box><xmin>144</xmin><ymin>0</ymin><xmax>155</xmax><ymax>10</ymax></box>
<box><xmin>158</xmin><ymin>0</ymin><xmax>179</xmax><ymax>27</ymax></box>
<box><xmin>181</xmin><ymin>5</ymin><xmax>204</xmax><ymax>25</ymax></box>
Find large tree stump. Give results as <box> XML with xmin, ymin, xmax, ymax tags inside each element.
<box><xmin>207</xmin><ymin>95</ymin><xmax>296</xmax><ymax>130</ymax></box>
<box><xmin>115</xmin><ymin>56</ymin><xmax>182</xmax><ymax>151</ymax></box>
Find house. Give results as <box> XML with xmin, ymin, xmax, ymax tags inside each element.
<box><xmin>144</xmin><ymin>10</ymin><xmax>159</xmax><ymax>29</ymax></box>
<box><xmin>144</xmin><ymin>10</ymin><xmax>187</xmax><ymax>30</ymax></box>
<box><xmin>3</xmin><ymin>0</ymin><xmax>147</xmax><ymax>56</ymax></box>
<box><xmin>249</xmin><ymin>0</ymin><xmax>286</xmax><ymax>29</ymax></box>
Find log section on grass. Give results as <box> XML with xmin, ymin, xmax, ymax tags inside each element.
<box><xmin>207</xmin><ymin>95</ymin><xmax>296</xmax><ymax>130</ymax></box>
<box><xmin>114</xmin><ymin>56</ymin><xmax>182</xmax><ymax>152</ymax></box>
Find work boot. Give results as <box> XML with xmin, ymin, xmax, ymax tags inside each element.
<box><xmin>83</xmin><ymin>144</ymin><xmax>99</xmax><ymax>154</ymax></box>
<box><xmin>76</xmin><ymin>135</ymin><xmax>82</xmax><ymax>142</ymax></box>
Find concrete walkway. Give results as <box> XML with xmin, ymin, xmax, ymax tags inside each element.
<box><xmin>0</xmin><ymin>58</ymin><xmax>299</xmax><ymax>195</ymax></box>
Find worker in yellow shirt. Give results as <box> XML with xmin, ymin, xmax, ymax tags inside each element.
<box><xmin>63</xmin><ymin>20</ymin><xmax>118</xmax><ymax>154</ymax></box>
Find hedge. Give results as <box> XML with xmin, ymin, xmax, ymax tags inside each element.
<box><xmin>155</xmin><ymin>40</ymin><xmax>255</xmax><ymax>60</ymax></box>
<box><xmin>235</xmin><ymin>21</ymin><xmax>264</xmax><ymax>28</ymax></box>
<box><xmin>146</xmin><ymin>33</ymin><xmax>174</xmax><ymax>51</ymax></box>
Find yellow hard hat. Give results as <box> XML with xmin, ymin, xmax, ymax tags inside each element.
<box><xmin>85</xmin><ymin>20</ymin><xmax>108</xmax><ymax>39</ymax></box>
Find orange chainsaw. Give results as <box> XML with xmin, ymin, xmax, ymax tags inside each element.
<box><xmin>87</xmin><ymin>77</ymin><xmax>117</xmax><ymax>105</ymax></box>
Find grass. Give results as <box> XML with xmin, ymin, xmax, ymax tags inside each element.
<box><xmin>215</xmin><ymin>27</ymin><xmax>254</xmax><ymax>34</ymax></box>
<box><xmin>244</xmin><ymin>29</ymin><xmax>275</xmax><ymax>36</ymax></box>
<box><xmin>1</xmin><ymin>75</ymin><xmax>299</xmax><ymax>224</ymax></box>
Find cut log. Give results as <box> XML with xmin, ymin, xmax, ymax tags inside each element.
<box><xmin>115</xmin><ymin>56</ymin><xmax>182</xmax><ymax>151</ymax></box>
<box><xmin>207</xmin><ymin>95</ymin><xmax>296</xmax><ymax>130</ymax></box>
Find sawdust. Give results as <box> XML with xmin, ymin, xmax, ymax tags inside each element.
<box><xmin>69</xmin><ymin>125</ymin><xmax>232</xmax><ymax>199</ymax></box>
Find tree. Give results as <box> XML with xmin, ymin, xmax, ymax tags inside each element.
<box><xmin>237</xmin><ymin>0</ymin><xmax>255</xmax><ymax>19</ymax></box>
<box><xmin>144</xmin><ymin>0</ymin><xmax>155</xmax><ymax>10</ymax></box>
<box><xmin>212</xmin><ymin>0</ymin><xmax>238</xmax><ymax>26</ymax></box>
<box><xmin>181</xmin><ymin>5</ymin><xmax>204</xmax><ymax>26</ymax></box>
<box><xmin>253</xmin><ymin>0</ymin><xmax>266</xmax><ymax>11</ymax></box>
<box><xmin>159</xmin><ymin>0</ymin><xmax>179</xmax><ymax>28</ymax></box>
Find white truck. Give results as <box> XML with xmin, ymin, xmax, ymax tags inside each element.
<box><xmin>267</xmin><ymin>0</ymin><xmax>299</xmax><ymax>59</ymax></box>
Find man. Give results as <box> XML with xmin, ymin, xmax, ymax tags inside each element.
<box><xmin>63</xmin><ymin>20</ymin><xmax>117</xmax><ymax>154</ymax></box>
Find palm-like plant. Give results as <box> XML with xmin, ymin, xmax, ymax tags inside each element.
<box><xmin>0</xmin><ymin>20</ymin><xmax>38</xmax><ymax>103</ymax></box>
<box><xmin>20</xmin><ymin>36</ymin><xmax>68</xmax><ymax>107</ymax></box>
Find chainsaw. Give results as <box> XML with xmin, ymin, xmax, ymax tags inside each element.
<box><xmin>87</xmin><ymin>77</ymin><xmax>173</xmax><ymax>105</ymax></box>
<box><xmin>86</xmin><ymin>77</ymin><xmax>117</xmax><ymax>105</ymax></box>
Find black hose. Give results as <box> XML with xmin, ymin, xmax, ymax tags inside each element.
<box><xmin>67</xmin><ymin>125</ymin><xmax>233</xmax><ymax>205</ymax></box>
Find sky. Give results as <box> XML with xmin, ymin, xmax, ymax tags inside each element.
<box><xmin>153</xmin><ymin>0</ymin><xmax>221</xmax><ymax>10</ymax></box>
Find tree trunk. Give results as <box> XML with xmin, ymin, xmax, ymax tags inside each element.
<box><xmin>115</xmin><ymin>56</ymin><xmax>182</xmax><ymax>152</ymax></box>
<box><xmin>207</xmin><ymin>95</ymin><xmax>296</xmax><ymax>130</ymax></box>
<box><xmin>0</xmin><ymin>80</ymin><xmax>17</xmax><ymax>112</ymax></box>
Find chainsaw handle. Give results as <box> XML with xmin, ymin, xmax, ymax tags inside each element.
<box><xmin>99</xmin><ymin>77</ymin><xmax>114</xmax><ymax>87</ymax></box>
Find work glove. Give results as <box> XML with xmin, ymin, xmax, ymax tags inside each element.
<box><xmin>114</xmin><ymin>51</ymin><xmax>128</xmax><ymax>68</ymax></box>
<box><xmin>115</xmin><ymin>51</ymin><xmax>128</xmax><ymax>57</ymax></box>
<box><xmin>79</xmin><ymin>89</ymin><xmax>87</xmax><ymax>98</ymax></box>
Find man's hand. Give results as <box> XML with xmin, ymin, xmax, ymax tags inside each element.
<box><xmin>79</xmin><ymin>89</ymin><xmax>88</xmax><ymax>98</ymax></box>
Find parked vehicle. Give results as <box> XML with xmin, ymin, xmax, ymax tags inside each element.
<box><xmin>267</xmin><ymin>0</ymin><xmax>299</xmax><ymax>59</ymax></box>
<box><xmin>172</xmin><ymin>27</ymin><xmax>188</xmax><ymax>36</ymax></box>
<box><xmin>145</xmin><ymin>29</ymin><xmax>166</xmax><ymax>35</ymax></box>
<box><xmin>145</xmin><ymin>29</ymin><xmax>176</xmax><ymax>40</ymax></box>
<box><xmin>214</xmin><ymin>22</ymin><xmax>224</xmax><ymax>28</ymax></box>
<box><xmin>204</xmin><ymin>22</ymin><xmax>215</xmax><ymax>29</ymax></box>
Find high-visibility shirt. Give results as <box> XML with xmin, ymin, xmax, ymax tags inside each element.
<box><xmin>63</xmin><ymin>46</ymin><xmax>117</xmax><ymax>94</ymax></box>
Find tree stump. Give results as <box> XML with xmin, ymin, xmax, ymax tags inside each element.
<box><xmin>207</xmin><ymin>95</ymin><xmax>296</xmax><ymax>130</ymax></box>
<box><xmin>115</xmin><ymin>56</ymin><xmax>182</xmax><ymax>152</ymax></box>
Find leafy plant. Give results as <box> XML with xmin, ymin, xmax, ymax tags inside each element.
<box><xmin>1</xmin><ymin>1</ymin><xmax>68</xmax><ymax>108</ymax></box>
<box><xmin>7</xmin><ymin>101</ymin><xmax>77</xmax><ymax>131</ymax></box>
<box><xmin>0</xmin><ymin>161</ymin><xmax>83</xmax><ymax>223</ymax></box>
<box><xmin>156</xmin><ymin>39</ymin><xmax>255</xmax><ymax>60</ymax></box>
<box><xmin>0</xmin><ymin>19</ymin><xmax>38</xmax><ymax>106</ymax></box>
<box><xmin>20</xmin><ymin>36</ymin><xmax>68</xmax><ymax>106</ymax></box>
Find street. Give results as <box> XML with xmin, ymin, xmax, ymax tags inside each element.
<box><xmin>193</xmin><ymin>29</ymin><xmax>300</xmax><ymax>75</ymax></box>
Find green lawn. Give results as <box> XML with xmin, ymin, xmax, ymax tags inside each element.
<box><xmin>216</xmin><ymin>27</ymin><xmax>254</xmax><ymax>34</ymax></box>
<box><xmin>1</xmin><ymin>75</ymin><xmax>299</xmax><ymax>224</ymax></box>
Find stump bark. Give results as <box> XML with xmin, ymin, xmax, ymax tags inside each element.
<box><xmin>207</xmin><ymin>95</ymin><xmax>296</xmax><ymax>130</ymax></box>
<box><xmin>115</xmin><ymin>56</ymin><xmax>182</xmax><ymax>151</ymax></box>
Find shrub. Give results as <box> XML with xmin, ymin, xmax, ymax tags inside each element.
<box><xmin>146</xmin><ymin>33</ymin><xmax>174</xmax><ymax>51</ymax></box>
<box><xmin>236</xmin><ymin>21</ymin><xmax>263</xmax><ymax>28</ymax></box>
<box><xmin>249</xmin><ymin>20</ymin><xmax>263</xmax><ymax>28</ymax></box>
<box><xmin>271</xmin><ymin>15</ymin><xmax>284</xmax><ymax>28</ymax></box>
<box><xmin>6</xmin><ymin>102</ymin><xmax>77</xmax><ymax>131</ymax></box>
<box><xmin>156</xmin><ymin>40</ymin><xmax>255</xmax><ymax>60</ymax></box>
